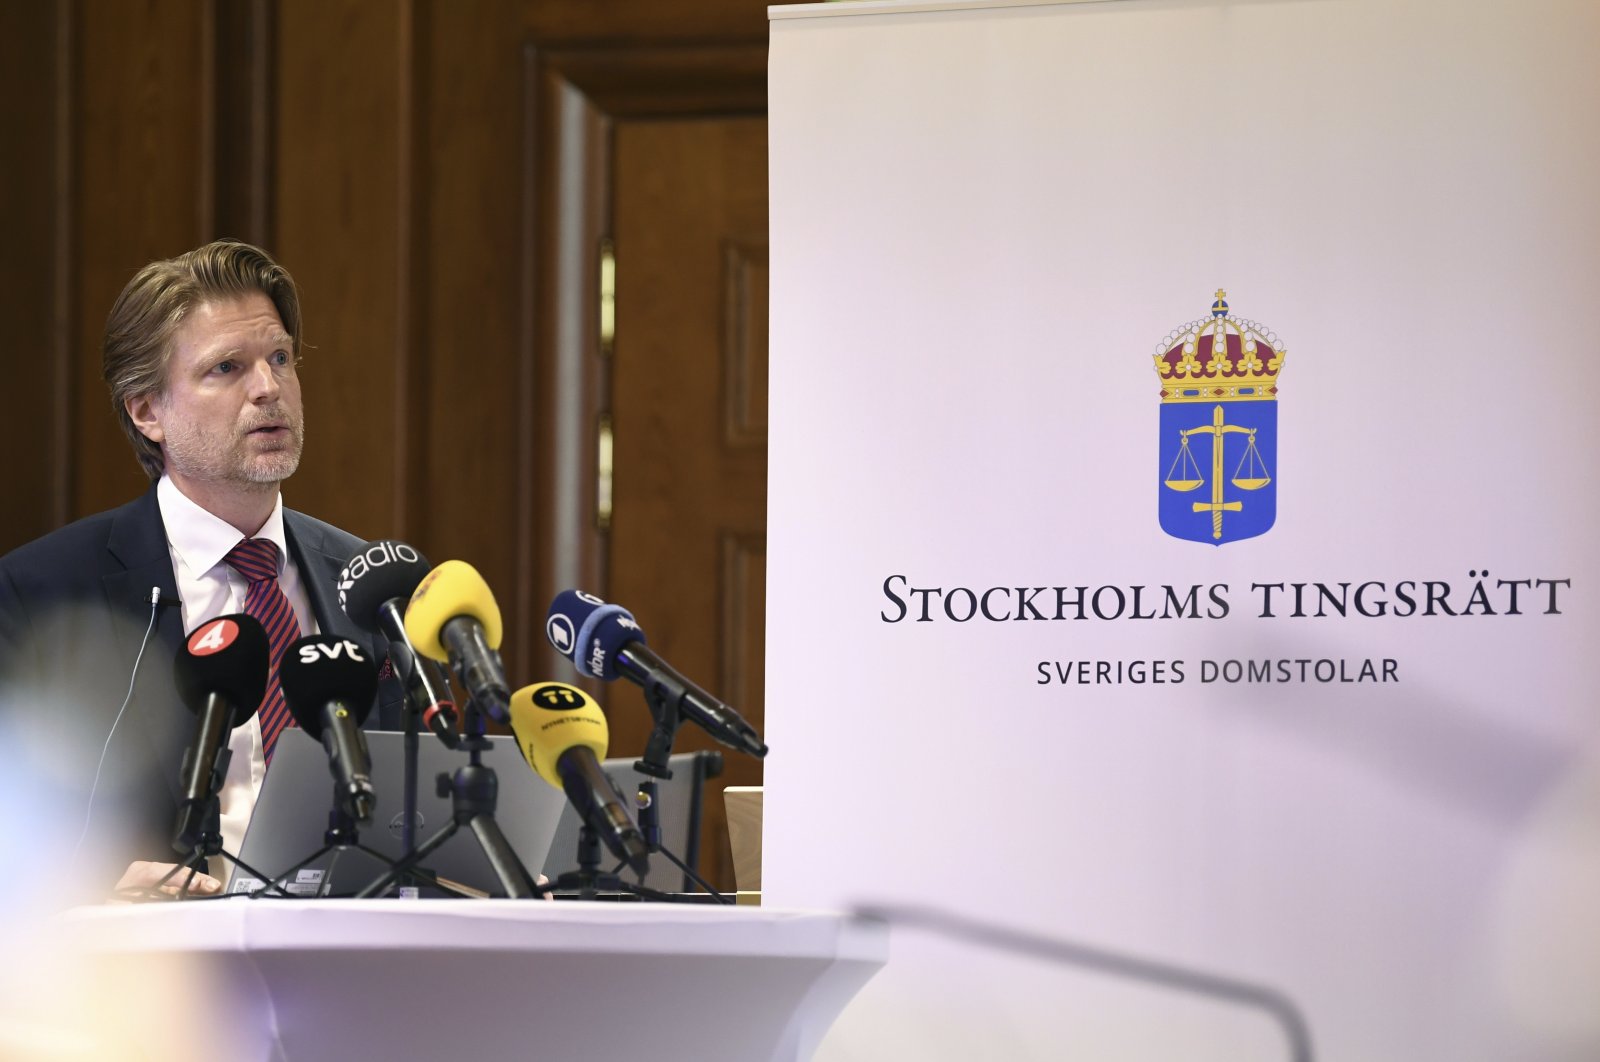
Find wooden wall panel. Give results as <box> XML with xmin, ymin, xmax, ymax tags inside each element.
<box><xmin>416</xmin><ymin>0</ymin><xmax>527</xmax><ymax>670</ymax></box>
<box><xmin>0</xmin><ymin>4</ymin><xmax>65</xmax><ymax>548</ymax></box>
<box><xmin>73</xmin><ymin>0</ymin><xmax>208</xmax><ymax>515</ymax></box>
<box><xmin>610</xmin><ymin>115</ymin><xmax>769</xmax><ymax>890</ymax></box>
<box><xmin>211</xmin><ymin>0</ymin><xmax>276</xmax><ymax>246</ymax></box>
<box><xmin>720</xmin><ymin>533</ymin><xmax>767</xmax><ymax>731</ymax></box>
<box><xmin>723</xmin><ymin>239</ymin><xmax>769</xmax><ymax>447</ymax></box>
<box><xmin>520</xmin><ymin>0</ymin><xmax>767</xmax><ymax>43</ymax></box>
<box><xmin>272</xmin><ymin>0</ymin><xmax>406</xmax><ymax>544</ymax></box>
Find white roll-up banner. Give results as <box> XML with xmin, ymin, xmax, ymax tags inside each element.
<box><xmin>766</xmin><ymin>0</ymin><xmax>1600</xmax><ymax>1058</ymax></box>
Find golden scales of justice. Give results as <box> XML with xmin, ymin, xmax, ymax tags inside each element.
<box><xmin>1163</xmin><ymin>405</ymin><xmax>1271</xmax><ymax>541</ymax></box>
<box><xmin>1155</xmin><ymin>288</ymin><xmax>1283</xmax><ymax>542</ymax></box>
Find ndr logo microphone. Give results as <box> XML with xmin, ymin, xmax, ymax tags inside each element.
<box><xmin>1153</xmin><ymin>290</ymin><xmax>1286</xmax><ymax>546</ymax></box>
<box><xmin>545</xmin><ymin>591</ymin><xmax>606</xmax><ymax>656</ymax></box>
<box><xmin>546</xmin><ymin>616</ymin><xmax>575</xmax><ymax>654</ymax></box>
<box><xmin>588</xmin><ymin>615</ymin><xmax>641</xmax><ymax>677</ymax></box>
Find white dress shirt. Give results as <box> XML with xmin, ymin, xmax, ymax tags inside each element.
<box><xmin>156</xmin><ymin>475</ymin><xmax>318</xmax><ymax>882</ymax></box>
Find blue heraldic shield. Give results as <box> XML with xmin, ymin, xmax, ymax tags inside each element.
<box><xmin>1152</xmin><ymin>293</ymin><xmax>1287</xmax><ymax>546</ymax></box>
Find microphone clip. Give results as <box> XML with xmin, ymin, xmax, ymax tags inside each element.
<box><xmin>146</xmin><ymin>586</ymin><xmax>182</xmax><ymax>609</ymax></box>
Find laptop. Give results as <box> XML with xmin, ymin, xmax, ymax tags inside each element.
<box><xmin>231</xmin><ymin>729</ymin><xmax>567</xmax><ymax>898</ymax></box>
<box><xmin>538</xmin><ymin>751</ymin><xmax>719</xmax><ymax>893</ymax></box>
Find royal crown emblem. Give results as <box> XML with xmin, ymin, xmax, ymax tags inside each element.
<box><xmin>1153</xmin><ymin>291</ymin><xmax>1288</xmax><ymax>545</ymax></box>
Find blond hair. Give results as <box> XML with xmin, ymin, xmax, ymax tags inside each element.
<box><xmin>102</xmin><ymin>239</ymin><xmax>302</xmax><ymax>479</ymax></box>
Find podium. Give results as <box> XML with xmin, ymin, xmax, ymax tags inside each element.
<box><xmin>58</xmin><ymin>901</ymin><xmax>887</xmax><ymax>1061</ymax></box>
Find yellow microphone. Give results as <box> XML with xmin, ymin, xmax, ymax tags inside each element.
<box><xmin>404</xmin><ymin>560</ymin><xmax>510</xmax><ymax>722</ymax></box>
<box><xmin>510</xmin><ymin>681</ymin><xmax>649</xmax><ymax>874</ymax></box>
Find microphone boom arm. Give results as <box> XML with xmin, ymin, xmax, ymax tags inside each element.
<box><xmin>618</xmin><ymin>644</ymin><xmax>767</xmax><ymax>759</ymax></box>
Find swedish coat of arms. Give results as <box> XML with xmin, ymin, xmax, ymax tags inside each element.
<box><xmin>1153</xmin><ymin>291</ymin><xmax>1287</xmax><ymax>545</ymax></box>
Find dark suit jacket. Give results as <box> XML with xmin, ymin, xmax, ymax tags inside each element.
<box><xmin>0</xmin><ymin>484</ymin><xmax>401</xmax><ymax>884</ymax></box>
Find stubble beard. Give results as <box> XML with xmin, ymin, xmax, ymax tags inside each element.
<box><xmin>162</xmin><ymin>408</ymin><xmax>306</xmax><ymax>490</ymax></box>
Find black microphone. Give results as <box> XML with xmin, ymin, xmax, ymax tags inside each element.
<box><xmin>509</xmin><ymin>682</ymin><xmax>650</xmax><ymax>875</ymax></box>
<box><xmin>279</xmin><ymin>635</ymin><xmax>380</xmax><ymax>823</ymax></box>
<box><xmin>140</xmin><ymin>586</ymin><xmax>181</xmax><ymax>609</ymax></box>
<box><xmin>545</xmin><ymin>591</ymin><xmax>768</xmax><ymax>759</ymax></box>
<box><xmin>404</xmin><ymin>560</ymin><xmax>512</xmax><ymax>724</ymax></box>
<box><xmin>338</xmin><ymin>539</ymin><xmax>460</xmax><ymax>748</ymax></box>
<box><xmin>172</xmin><ymin>614</ymin><xmax>268</xmax><ymax>853</ymax></box>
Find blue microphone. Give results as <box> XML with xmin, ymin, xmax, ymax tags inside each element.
<box><xmin>546</xmin><ymin>591</ymin><xmax>768</xmax><ymax>759</ymax></box>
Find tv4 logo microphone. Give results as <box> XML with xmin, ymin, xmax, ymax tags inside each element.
<box><xmin>188</xmin><ymin>617</ymin><xmax>241</xmax><ymax>656</ymax></box>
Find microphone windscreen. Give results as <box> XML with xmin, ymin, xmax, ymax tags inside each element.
<box><xmin>508</xmin><ymin>681</ymin><xmax>610</xmax><ymax>789</ymax></box>
<box><xmin>546</xmin><ymin>590</ymin><xmax>644</xmax><ymax>680</ymax></box>
<box><xmin>405</xmin><ymin>560</ymin><xmax>503</xmax><ymax>660</ymax></box>
<box><xmin>279</xmin><ymin>634</ymin><xmax>380</xmax><ymax>736</ymax></box>
<box><xmin>338</xmin><ymin>539</ymin><xmax>432</xmax><ymax>632</ymax></box>
<box><xmin>174</xmin><ymin>614</ymin><xmax>269</xmax><ymax>721</ymax></box>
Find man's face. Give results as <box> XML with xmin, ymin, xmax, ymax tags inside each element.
<box><xmin>131</xmin><ymin>292</ymin><xmax>305</xmax><ymax>490</ymax></box>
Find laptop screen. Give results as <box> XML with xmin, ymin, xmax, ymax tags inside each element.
<box><xmin>232</xmin><ymin>729</ymin><xmax>566</xmax><ymax>898</ymax></box>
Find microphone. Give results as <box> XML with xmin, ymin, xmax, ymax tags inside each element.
<box><xmin>404</xmin><ymin>560</ymin><xmax>511</xmax><ymax>724</ymax></box>
<box><xmin>545</xmin><ymin>590</ymin><xmax>768</xmax><ymax>759</ymax></box>
<box><xmin>509</xmin><ymin>681</ymin><xmax>649</xmax><ymax>875</ymax></box>
<box><xmin>279</xmin><ymin>634</ymin><xmax>380</xmax><ymax>823</ymax></box>
<box><xmin>338</xmin><ymin>539</ymin><xmax>460</xmax><ymax>748</ymax></box>
<box><xmin>172</xmin><ymin>614</ymin><xmax>268</xmax><ymax>853</ymax></box>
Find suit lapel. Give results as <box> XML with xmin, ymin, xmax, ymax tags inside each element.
<box><xmin>283</xmin><ymin>510</ymin><xmax>362</xmax><ymax>643</ymax></box>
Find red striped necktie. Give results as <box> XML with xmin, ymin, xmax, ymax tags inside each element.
<box><xmin>224</xmin><ymin>538</ymin><xmax>302</xmax><ymax>764</ymax></box>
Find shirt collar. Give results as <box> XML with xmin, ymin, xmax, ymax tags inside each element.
<box><xmin>156</xmin><ymin>474</ymin><xmax>289</xmax><ymax>577</ymax></box>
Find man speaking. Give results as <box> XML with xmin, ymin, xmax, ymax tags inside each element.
<box><xmin>0</xmin><ymin>240</ymin><xmax>400</xmax><ymax>897</ymax></box>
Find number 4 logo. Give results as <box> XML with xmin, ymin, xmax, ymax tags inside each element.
<box><xmin>188</xmin><ymin>618</ymin><xmax>239</xmax><ymax>656</ymax></box>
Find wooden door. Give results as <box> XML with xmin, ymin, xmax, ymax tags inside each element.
<box><xmin>608</xmin><ymin>117</ymin><xmax>769</xmax><ymax>892</ymax></box>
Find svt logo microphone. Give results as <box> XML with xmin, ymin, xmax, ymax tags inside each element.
<box><xmin>296</xmin><ymin>638</ymin><xmax>367</xmax><ymax>665</ymax></box>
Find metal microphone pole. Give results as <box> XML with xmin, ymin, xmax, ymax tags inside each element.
<box><xmin>399</xmin><ymin>648</ymin><xmax>420</xmax><ymax>863</ymax></box>
<box><xmin>375</xmin><ymin>603</ymin><xmax>427</xmax><ymax>864</ymax></box>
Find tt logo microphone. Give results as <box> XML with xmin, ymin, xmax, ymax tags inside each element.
<box><xmin>532</xmin><ymin>685</ymin><xmax>583</xmax><ymax>710</ymax></box>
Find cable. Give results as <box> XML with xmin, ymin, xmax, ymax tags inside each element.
<box><xmin>649</xmin><ymin>845</ymin><xmax>729</xmax><ymax>904</ymax></box>
<box><xmin>850</xmin><ymin>901</ymin><xmax>1315</xmax><ymax>1062</ymax></box>
<box><xmin>72</xmin><ymin>587</ymin><xmax>164</xmax><ymax>862</ymax></box>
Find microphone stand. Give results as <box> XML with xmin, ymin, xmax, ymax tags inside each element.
<box><xmin>399</xmin><ymin>647</ymin><xmax>421</xmax><ymax>875</ymax></box>
<box><xmin>355</xmin><ymin>700</ymin><xmax>538</xmax><ymax>899</ymax></box>
<box><xmin>154</xmin><ymin>748</ymin><xmax>293</xmax><ymax>901</ymax></box>
<box><xmin>532</xmin><ymin>690</ymin><xmax>722</xmax><ymax>904</ymax></box>
<box><xmin>534</xmin><ymin>825</ymin><xmax>678</xmax><ymax>902</ymax></box>
<box><xmin>628</xmin><ymin>687</ymin><xmax>729</xmax><ymax>904</ymax></box>
<box><xmin>250</xmin><ymin>782</ymin><xmax>474</xmax><ymax>899</ymax></box>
